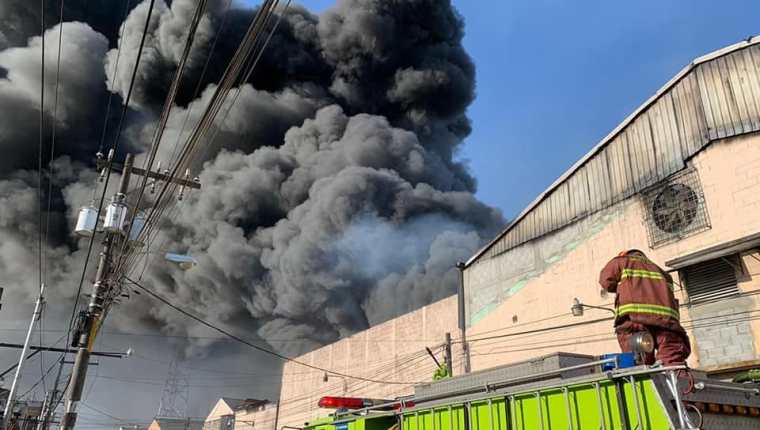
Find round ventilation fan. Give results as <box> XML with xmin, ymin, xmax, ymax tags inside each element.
<box><xmin>651</xmin><ymin>183</ymin><xmax>698</xmax><ymax>233</ymax></box>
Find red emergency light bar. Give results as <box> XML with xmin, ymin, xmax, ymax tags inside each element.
<box><xmin>317</xmin><ymin>397</ymin><xmax>414</xmax><ymax>410</ymax></box>
<box><xmin>318</xmin><ymin>397</ymin><xmax>368</xmax><ymax>409</ymax></box>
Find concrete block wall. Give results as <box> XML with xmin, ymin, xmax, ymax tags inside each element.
<box><xmin>690</xmin><ymin>298</ymin><xmax>756</xmax><ymax>368</ymax></box>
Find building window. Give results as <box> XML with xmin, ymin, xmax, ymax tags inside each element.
<box><xmin>681</xmin><ymin>256</ymin><xmax>741</xmax><ymax>305</ymax></box>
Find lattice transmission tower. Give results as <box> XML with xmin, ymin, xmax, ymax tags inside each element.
<box><xmin>157</xmin><ymin>355</ymin><xmax>190</xmax><ymax>418</ymax></box>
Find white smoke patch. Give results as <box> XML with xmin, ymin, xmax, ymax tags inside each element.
<box><xmin>332</xmin><ymin>213</ymin><xmax>481</xmax><ymax>324</ymax></box>
<box><xmin>0</xmin><ymin>158</ymin><xmax>100</xmax><ymax>307</ymax></box>
<box><xmin>0</xmin><ymin>22</ymin><xmax>108</xmax><ymax>121</ymax></box>
<box><xmin>368</xmin><ymin>229</ymin><xmax>480</xmax><ymax>324</ymax></box>
<box><xmin>0</xmin><ymin>22</ymin><xmax>108</xmax><ymax>171</ymax></box>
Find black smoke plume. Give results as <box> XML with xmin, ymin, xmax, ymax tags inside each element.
<box><xmin>0</xmin><ymin>0</ymin><xmax>504</xmax><ymax>357</ymax></box>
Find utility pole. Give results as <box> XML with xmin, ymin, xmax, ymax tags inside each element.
<box><xmin>60</xmin><ymin>153</ymin><xmax>199</xmax><ymax>430</ymax></box>
<box><xmin>36</xmin><ymin>355</ymin><xmax>64</xmax><ymax>430</ymax></box>
<box><xmin>272</xmin><ymin>401</ymin><xmax>280</xmax><ymax>430</ymax></box>
<box><xmin>60</xmin><ymin>153</ymin><xmax>133</xmax><ymax>430</ymax></box>
<box><xmin>1</xmin><ymin>341</ymin><xmax>127</xmax><ymax>430</ymax></box>
<box><xmin>443</xmin><ymin>332</ymin><xmax>453</xmax><ymax>377</ymax></box>
<box><xmin>455</xmin><ymin>262</ymin><xmax>471</xmax><ymax>374</ymax></box>
<box><xmin>2</xmin><ymin>285</ymin><xmax>45</xmax><ymax>430</ymax></box>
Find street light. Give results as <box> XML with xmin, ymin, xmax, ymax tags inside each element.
<box><xmin>571</xmin><ymin>298</ymin><xmax>616</xmax><ymax>317</ymax></box>
<box><xmin>570</xmin><ymin>299</ymin><xmax>656</xmax><ymax>365</ymax></box>
<box><xmin>164</xmin><ymin>253</ymin><xmax>198</xmax><ymax>270</ymax></box>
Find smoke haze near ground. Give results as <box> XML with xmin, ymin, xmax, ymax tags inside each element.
<box><xmin>0</xmin><ymin>0</ymin><xmax>503</xmax><ymax>411</ymax></box>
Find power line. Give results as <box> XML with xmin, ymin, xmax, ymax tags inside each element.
<box><xmin>36</xmin><ymin>0</ymin><xmax>45</xmax><ymax>303</ymax></box>
<box><xmin>195</xmin><ymin>0</ymin><xmax>292</xmax><ymax>161</ymax></box>
<box><xmin>124</xmin><ymin>0</ymin><xmax>287</xmax><ymax>276</ymax></box>
<box><xmin>18</xmin><ymin>360</ymin><xmax>61</xmax><ymax>400</ymax></box>
<box><xmin>55</xmin><ymin>349</ymin><xmax>428</xmax><ymax>424</ymax></box>
<box><xmin>465</xmin><ymin>311</ymin><xmax>573</xmax><ymax>338</ymax></box>
<box><xmin>470</xmin><ymin>313</ymin><xmax>760</xmax><ymax>357</ymax></box>
<box><xmin>124</xmin><ymin>276</ymin><xmax>423</xmax><ymax>385</ymax></box>
<box><xmin>56</xmin><ymin>3</ymin><xmax>159</xmax><ymax>418</ymax></box>
<box><xmin>127</xmin><ymin>349</ymin><xmax>417</xmax><ymax>378</ymax></box>
<box><xmin>458</xmin><ymin>277</ymin><xmax>697</xmax><ymax>341</ymax></box>
<box><xmin>36</xmin><ymin>2</ymin><xmax>67</xmax><ymax>399</ymax></box>
<box><xmin>0</xmin><ymin>332</ymin><xmax>67</xmax><ymax>380</ymax></box>
<box><xmin>259</xmin><ymin>351</ymin><xmax>433</xmax><ymax>418</ymax></box>
<box><xmin>462</xmin><ymin>316</ymin><xmax>613</xmax><ymax>344</ymax></box>
<box><xmin>38</xmin><ymin>306</ymin><xmax>47</xmax><ymax>395</ymax></box>
<box><xmin>466</xmin><ymin>308</ymin><xmax>760</xmax><ymax>355</ymax></box>
<box><xmin>79</xmin><ymin>402</ymin><xmax>124</xmax><ymax>422</ymax></box>
<box><xmin>0</xmin><ymin>327</ymin><xmax>446</xmax><ymax>344</ymax></box>
<box><xmin>112</xmin><ymin>0</ymin><xmax>210</xmax><ymax>279</ymax></box>
<box><xmin>166</xmin><ymin>0</ymin><xmax>234</xmax><ymax>167</ymax></box>
<box><xmin>97</xmin><ymin>0</ymin><xmax>134</xmax><ymax>155</ymax></box>
<box><xmin>125</xmin><ymin>0</ymin><xmax>236</xmax><ymax>280</ymax></box>
<box><xmin>459</xmin><ymin>286</ymin><xmax>760</xmax><ymax>346</ymax></box>
<box><xmin>43</xmin><ymin>0</ymin><xmax>66</xmax><ymax>286</ymax></box>
<box><xmin>272</xmin><ymin>350</ymin><xmax>434</xmax><ymax>419</ymax></box>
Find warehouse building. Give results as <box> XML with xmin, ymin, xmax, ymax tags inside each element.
<box><xmin>463</xmin><ymin>35</ymin><xmax>760</xmax><ymax>373</ymax></box>
<box><xmin>277</xmin><ymin>36</ymin><xmax>760</xmax><ymax>427</ymax></box>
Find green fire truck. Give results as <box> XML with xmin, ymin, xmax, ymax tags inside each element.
<box><xmin>300</xmin><ymin>352</ymin><xmax>760</xmax><ymax>430</ymax></box>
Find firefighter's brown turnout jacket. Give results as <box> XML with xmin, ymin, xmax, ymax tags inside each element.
<box><xmin>599</xmin><ymin>252</ymin><xmax>685</xmax><ymax>332</ymax></box>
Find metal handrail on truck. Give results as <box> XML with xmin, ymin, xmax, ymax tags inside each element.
<box><xmin>335</xmin><ymin>361</ymin><xmax>700</xmax><ymax>429</ymax></box>
<box><xmin>307</xmin><ymin>354</ymin><xmax>760</xmax><ymax>430</ymax></box>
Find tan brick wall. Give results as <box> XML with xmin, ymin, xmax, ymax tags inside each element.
<box><xmin>466</xmin><ymin>132</ymin><xmax>760</xmax><ymax>371</ymax></box>
<box><xmin>277</xmin><ymin>296</ymin><xmax>460</xmax><ymax>428</ymax></box>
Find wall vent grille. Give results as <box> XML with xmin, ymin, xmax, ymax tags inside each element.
<box><xmin>641</xmin><ymin>168</ymin><xmax>710</xmax><ymax>247</ymax></box>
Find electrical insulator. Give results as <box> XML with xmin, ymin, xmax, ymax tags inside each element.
<box><xmin>103</xmin><ymin>201</ymin><xmax>128</xmax><ymax>233</ymax></box>
<box><xmin>178</xmin><ymin>168</ymin><xmax>190</xmax><ymax>201</ymax></box>
<box><xmin>128</xmin><ymin>212</ymin><xmax>147</xmax><ymax>246</ymax></box>
<box><xmin>74</xmin><ymin>206</ymin><xmax>98</xmax><ymax>236</ymax></box>
<box><xmin>150</xmin><ymin>161</ymin><xmax>161</xmax><ymax>194</ymax></box>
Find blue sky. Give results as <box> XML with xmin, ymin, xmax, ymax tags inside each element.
<box><xmin>249</xmin><ymin>0</ymin><xmax>760</xmax><ymax>218</ymax></box>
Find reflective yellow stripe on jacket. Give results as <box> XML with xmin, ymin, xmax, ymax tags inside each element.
<box><xmin>620</xmin><ymin>268</ymin><xmax>664</xmax><ymax>280</ymax></box>
<box><xmin>616</xmin><ymin>303</ymin><xmax>679</xmax><ymax>320</ymax></box>
<box><xmin>619</xmin><ymin>268</ymin><xmax>674</xmax><ymax>291</ymax></box>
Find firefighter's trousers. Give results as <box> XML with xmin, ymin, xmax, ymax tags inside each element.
<box><xmin>616</xmin><ymin>320</ymin><xmax>691</xmax><ymax>365</ymax></box>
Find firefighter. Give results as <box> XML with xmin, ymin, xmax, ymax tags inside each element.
<box><xmin>599</xmin><ymin>249</ymin><xmax>691</xmax><ymax>365</ymax></box>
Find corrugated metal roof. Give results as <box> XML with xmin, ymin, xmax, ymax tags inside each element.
<box><xmin>466</xmin><ymin>35</ymin><xmax>760</xmax><ymax>267</ymax></box>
